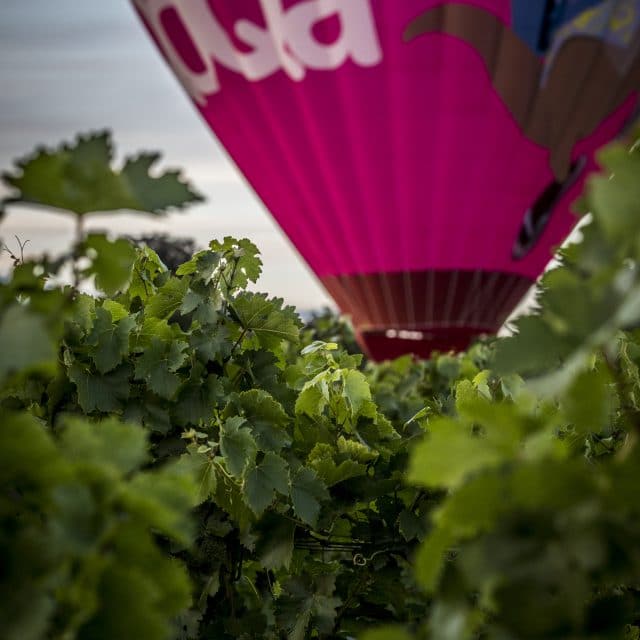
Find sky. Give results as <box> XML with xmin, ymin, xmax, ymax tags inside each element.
<box><xmin>0</xmin><ymin>0</ymin><xmax>333</xmax><ymax>310</ymax></box>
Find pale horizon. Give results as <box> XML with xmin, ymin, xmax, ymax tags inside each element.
<box><xmin>0</xmin><ymin>0</ymin><xmax>333</xmax><ymax>311</ymax></box>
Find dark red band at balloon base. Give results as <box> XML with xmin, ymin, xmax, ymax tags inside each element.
<box><xmin>322</xmin><ymin>269</ymin><xmax>534</xmax><ymax>359</ymax></box>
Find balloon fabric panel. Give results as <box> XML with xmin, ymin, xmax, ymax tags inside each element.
<box><xmin>133</xmin><ymin>0</ymin><xmax>640</xmax><ymax>358</ymax></box>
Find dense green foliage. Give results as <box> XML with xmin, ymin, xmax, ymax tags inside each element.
<box><xmin>1</xmin><ymin>131</ymin><xmax>640</xmax><ymax>639</ymax></box>
<box><xmin>369</xmin><ymin>139</ymin><xmax>640</xmax><ymax>639</ymax></box>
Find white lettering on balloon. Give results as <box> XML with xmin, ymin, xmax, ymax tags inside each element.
<box><xmin>134</xmin><ymin>0</ymin><xmax>383</xmax><ymax>104</ymax></box>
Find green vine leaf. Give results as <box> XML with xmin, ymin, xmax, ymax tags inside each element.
<box><xmin>68</xmin><ymin>361</ymin><xmax>132</xmax><ymax>413</ymax></box>
<box><xmin>219</xmin><ymin>416</ymin><xmax>257</xmax><ymax>478</ymax></box>
<box><xmin>121</xmin><ymin>152</ymin><xmax>203</xmax><ymax>214</ymax></box>
<box><xmin>145</xmin><ymin>277</ymin><xmax>190</xmax><ymax>320</ymax></box>
<box><xmin>87</xmin><ymin>307</ymin><xmax>136</xmax><ymax>374</ymax></box>
<box><xmin>0</xmin><ymin>305</ymin><xmax>56</xmax><ymax>382</ymax></box>
<box><xmin>1</xmin><ymin>131</ymin><xmax>202</xmax><ymax>216</ymax></box>
<box><xmin>133</xmin><ymin>337</ymin><xmax>188</xmax><ymax>399</ymax></box>
<box><xmin>231</xmin><ymin>292</ymin><xmax>301</xmax><ymax>350</ymax></box>
<box><xmin>83</xmin><ymin>234</ymin><xmax>137</xmax><ymax>296</ymax></box>
<box><xmin>224</xmin><ymin>389</ymin><xmax>292</xmax><ymax>451</ymax></box>
<box><xmin>244</xmin><ymin>452</ymin><xmax>289</xmax><ymax>515</ymax></box>
<box><xmin>290</xmin><ymin>468</ymin><xmax>329</xmax><ymax>527</ymax></box>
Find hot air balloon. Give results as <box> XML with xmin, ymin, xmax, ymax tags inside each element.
<box><xmin>132</xmin><ymin>0</ymin><xmax>640</xmax><ymax>359</ymax></box>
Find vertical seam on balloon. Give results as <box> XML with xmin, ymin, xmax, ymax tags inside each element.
<box><xmin>208</xmin><ymin>2</ymin><xmax>332</xmax><ymax>271</ymax></box>
<box><xmin>261</xmin><ymin>5</ymin><xmax>372</xmax><ymax>282</ymax></box>
<box><xmin>498</xmin><ymin>7</ymin><xmax>546</xmax><ymax>274</ymax></box>
<box><xmin>378</xmin><ymin>0</ymin><xmax>406</xmax><ymax>330</ymax></box>
<box><xmin>456</xmin><ymin>269</ymin><xmax>483</xmax><ymax>327</ymax></box>
<box><xmin>459</xmin><ymin>7</ymin><xmax>507</xmax><ymax>324</ymax></box>
<box><xmin>442</xmin><ymin>269</ymin><xmax>459</xmax><ymax>328</ymax></box>
<box><xmin>471</xmin><ymin>270</ymin><xmax>497</xmax><ymax>328</ymax></box>
<box><xmin>309</xmin><ymin>0</ymin><xmax>392</xmax><ymax>327</ymax></box>
<box><xmin>478</xmin><ymin>270</ymin><xmax>501</xmax><ymax>328</ymax></box>
<box><xmin>427</xmin><ymin>4</ymin><xmax>447</xmax><ymax>311</ymax></box>
<box><xmin>425</xmin><ymin>268</ymin><xmax>435</xmax><ymax>328</ymax></box>
<box><xmin>325</xmin><ymin>0</ymin><xmax>389</xmax><ymax>328</ymax></box>
<box><xmin>492</xmin><ymin>273</ymin><xmax>530</xmax><ymax>329</ymax></box>
<box><xmin>202</xmin><ymin>2</ymin><xmax>344</xmax><ymax>279</ymax></box>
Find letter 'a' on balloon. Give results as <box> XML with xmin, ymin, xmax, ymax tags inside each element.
<box><xmin>132</xmin><ymin>0</ymin><xmax>640</xmax><ymax>360</ymax></box>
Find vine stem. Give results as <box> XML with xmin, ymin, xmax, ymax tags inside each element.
<box><xmin>230</xmin><ymin>328</ymin><xmax>247</xmax><ymax>354</ymax></box>
<box><xmin>72</xmin><ymin>214</ymin><xmax>85</xmax><ymax>289</ymax></box>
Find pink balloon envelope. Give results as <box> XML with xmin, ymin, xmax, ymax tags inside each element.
<box><xmin>132</xmin><ymin>0</ymin><xmax>640</xmax><ymax>359</ymax></box>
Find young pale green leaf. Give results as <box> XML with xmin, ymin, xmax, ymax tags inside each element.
<box><xmin>342</xmin><ymin>369</ymin><xmax>372</xmax><ymax>418</ymax></box>
<box><xmin>336</xmin><ymin>435</ymin><xmax>379</xmax><ymax>463</ymax></box>
<box><xmin>290</xmin><ymin>467</ymin><xmax>329</xmax><ymax>527</ymax></box>
<box><xmin>307</xmin><ymin>443</ymin><xmax>367</xmax><ymax>487</ymax></box>
<box><xmin>295</xmin><ymin>377</ymin><xmax>327</xmax><ymax>417</ymax></box>
<box><xmin>301</xmin><ymin>340</ymin><xmax>338</xmax><ymax>356</ymax></box>
<box><xmin>308</xmin><ymin>456</ymin><xmax>366</xmax><ymax>488</ymax></box>
<box><xmin>101</xmin><ymin>300</ymin><xmax>129</xmax><ymax>322</ymax></box>
<box><xmin>135</xmin><ymin>317</ymin><xmax>175</xmax><ymax>346</ymax></box>
<box><xmin>219</xmin><ymin>416</ymin><xmax>257</xmax><ymax>478</ymax></box>
<box><xmin>244</xmin><ymin>452</ymin><xmax>289</xmax><ymax>515</ymax></box>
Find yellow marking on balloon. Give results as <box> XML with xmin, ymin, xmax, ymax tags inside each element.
<box><xmin>611</xmin><ymin>5</ymin><xmax>635</xmax><ymax>31</ymax></box>
<box><xmin>573</xmin><ymin>7</ymin><xmax>600</xmax><ymax>29</ymax></box>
